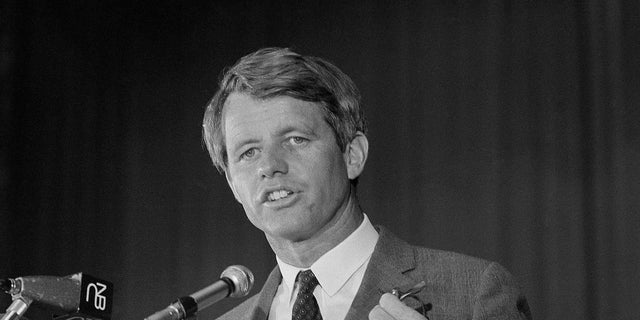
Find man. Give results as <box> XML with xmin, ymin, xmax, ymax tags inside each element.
<box><xmin>202</xmin><ymin>47</ymin><xmax>532</xmax><ymax>320</ymax></box>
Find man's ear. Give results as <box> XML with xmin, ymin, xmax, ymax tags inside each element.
<box><xmin>225</xmin><ymin>170</ymin><xmax>242</xmax><ymax>203</ymax></box>
<box><xmin>344</xmin><ymin>131</ymin><xmax>369</xmax><ymax>180</ymax></box>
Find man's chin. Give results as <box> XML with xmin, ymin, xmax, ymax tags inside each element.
<box><xmin>263</xmin><ymin>225</ymin><xmax>315</xmax><ymax>243</ymax></box>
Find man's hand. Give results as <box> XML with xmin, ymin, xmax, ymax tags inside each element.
<box><xmin>368</xmin><ymin>293</ymin><xmax>427</xmax><ymax>320</ymax></box>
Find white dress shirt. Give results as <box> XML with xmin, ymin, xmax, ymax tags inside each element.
<box><xmin>268</xmin><ymin>214</ymin><xmax>379</xmax><ymax>320</ymax></box>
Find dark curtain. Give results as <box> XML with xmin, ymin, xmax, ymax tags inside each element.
<box><xmin>2</xmin><ymin>1</ymin><xmax>638</xmax><ymax>319</ymax></box>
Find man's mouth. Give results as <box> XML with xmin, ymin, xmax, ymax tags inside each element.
<box><xmin>267</xmin><ymin>190</ymin><xmax>294</xmax><ymax>202</ymax></box>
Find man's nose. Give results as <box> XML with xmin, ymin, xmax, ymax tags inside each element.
<box><xmin>258</xmin><ymin>145</ymin><xmax>288</xmax><ymax>178</ymax></box>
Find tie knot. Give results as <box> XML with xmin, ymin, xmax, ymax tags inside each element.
<box><xmin>296</xmin><ymin>270</ymin><xmax>319</xmax><ymax>293</ymax></box>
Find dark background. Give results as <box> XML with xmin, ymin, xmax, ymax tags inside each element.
<box><xmin>2</xmin><ymin>1</ymin><xmax>639</xmax><ymax>319</ymax></box>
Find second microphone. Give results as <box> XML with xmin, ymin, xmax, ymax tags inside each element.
<box><xmin>144</xmin><ymin>265</ymin><xmax>254</xmax><ymax>320</ymax></box>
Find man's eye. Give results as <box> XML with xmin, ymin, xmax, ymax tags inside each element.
<box><xmin>240</xmin><ymin>148</ymin><xmax>256</xmax><ymax>160</ymax></box>
<box><xmin>289</xmin><ymin>136</ymin><xmax>308</xmax><ymax>145</ymax></box>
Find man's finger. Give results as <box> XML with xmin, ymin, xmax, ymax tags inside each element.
<box><xmin>378</xmin><ymin>293</ymin><xmax>426</xmax><ymax>320</ymax></box>
<box><xmin>369</xmin><ymin>304</ymin><xmax>395</xmax><ymax>320</ymax></box>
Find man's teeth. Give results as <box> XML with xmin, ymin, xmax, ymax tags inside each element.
<box><xmin>268</xmin><ymin>190</ymin><xmax>292</xmax><ymax>201</ymax></box>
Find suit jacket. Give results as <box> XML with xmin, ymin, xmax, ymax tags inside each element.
<box><xmin>217</xmin><ymin>226</ymin><xmax>532</xmax><ymax>320</ymax></box>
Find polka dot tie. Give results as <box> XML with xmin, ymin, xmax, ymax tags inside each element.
<box><xmin>292</xmin><ymin>270</ymin><xmax>322</xmax><ymax>320</ymax></box>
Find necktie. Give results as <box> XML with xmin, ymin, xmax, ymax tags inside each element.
<box><xmin>292</xmin><ymin>270</ymin><xmax>322</xmax><ymax>320</ymax></box>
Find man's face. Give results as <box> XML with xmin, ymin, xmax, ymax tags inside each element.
<box><xmin>222</xmin><ymin>93</ymin><xmax>354</xmax><ymax>243</ymax></box>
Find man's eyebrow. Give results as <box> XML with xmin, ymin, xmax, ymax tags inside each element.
<box><xmin>275</xmin><ymin>124</ymin><xmax>317</xmax><ymax>137</ymax></box>
<box><xmin>227</xmin><ymin>136</ymin><xmax>260</xmax><ymax>153</ymax></box>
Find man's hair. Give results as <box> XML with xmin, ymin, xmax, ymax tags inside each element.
<box><xmin>202</xmin><ymin>47</ymin><xmax>367</xmax><ymax>173</ymax></box>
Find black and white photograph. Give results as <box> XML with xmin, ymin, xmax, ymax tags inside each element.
<box><xmin>1</xmin><ymin>1</ymin><xmax>638</xmax><ymax>320</ymax></box>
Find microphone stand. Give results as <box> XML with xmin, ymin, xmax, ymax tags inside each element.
<box><xmin>1</xmin><ymin>296</ymin><xmax>32</xmax><ymax>320</ymax></box>
<box><xmin>1</xmin><ymin>278</ymin><xmax>32</xmax><ymax>320</ymax></box>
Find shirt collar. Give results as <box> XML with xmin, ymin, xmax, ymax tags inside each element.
<box><xmin>276</xmin><ymin>214</ymin><xmax>379</xmax><ymax>298</ymax></box>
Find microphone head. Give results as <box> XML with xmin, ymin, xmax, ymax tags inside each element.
<box><xmin>220</xmin><ymin>265</ymin><xmax>254</xmax><ymax>298</ymax></box>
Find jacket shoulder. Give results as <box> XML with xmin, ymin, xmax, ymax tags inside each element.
<box><xmin>408</xmin><ymin>246</ymin><xmax>531</xmax><ymax>319</ymax></box>
<box><xmin>413</xmin><ymin>246</ymin><xmax>493</xmax><ymax>274</ymax></box>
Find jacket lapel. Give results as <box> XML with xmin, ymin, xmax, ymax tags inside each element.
<box><xmin>247</xmin><ymin>266</ymin><xmax>282</xmax><ymax>320</ymax></box>
<box><xmin>344</xmin><ymin>226</ymin><xmax>418</xmax><ymax>320</ymax></box>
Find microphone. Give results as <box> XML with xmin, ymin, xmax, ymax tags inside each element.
<box><xmin>145</xmin><ymin>265</ymin><xmax>254</xmax><ymax>320</ymax></box>
<box><xmin>0</xmin><ymin>273</ymin><xmax>113</xmax><ymax>320</ymax></box>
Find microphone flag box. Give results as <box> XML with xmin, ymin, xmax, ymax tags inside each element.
<box><xmin>53</xmin><ymin>273</ymin><xmax>113</xmax><ymax>320</ymax></box>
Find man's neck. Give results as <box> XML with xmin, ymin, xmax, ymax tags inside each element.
<box><xmin>266</xmin><ymin>196</ymin><xmax>364</xmax><ymax>268</ymax></box>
